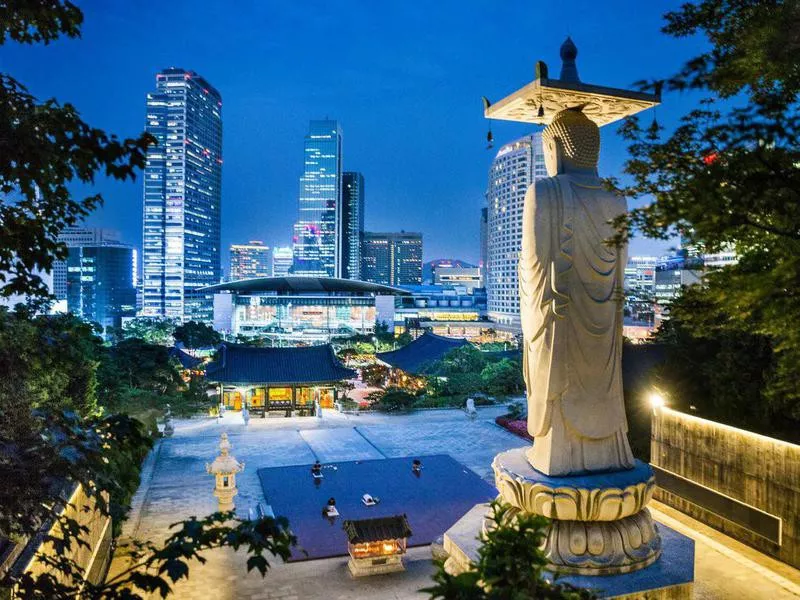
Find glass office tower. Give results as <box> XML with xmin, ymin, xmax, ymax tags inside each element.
<box><xmin>66</xmin><ymin>244</ymin><xmax>137</xmax><ymax>332</ymax></box>
<box><xmin>292</xmin><ymin>120</ymin><xmax>342</xmax><ymax>278</ymax></box>
<box><xmin>341</xmin><ymin>171</ymin><xmax>364</xmax><ymax>280</ymax></box>
<box><xmin>361</xmin><ymin>232</ymin><xmax>423</xmax><ymax>286</ymax></box>
<box><xmin>142</xmin><ymin>68</ymin><xmax>223</xmax><ymax>322</ymax></box>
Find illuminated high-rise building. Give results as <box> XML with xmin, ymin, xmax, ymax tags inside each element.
<box><xmin>479</xmin><ymin>207</ymin><xmax>488</xmax><ymax>287</ymax></box>
<box><xmin>361</xmin><ymin>232</ymin><xmax>423</xmax><ymax>286</ymax></box>
<box><xmin>52</xmin><ymin>227</ymin><xmax>120</xmax><ymax>300</ymax></box>
<box><xmin>485</xmin><ymin>133</ymin><xmax>546</xmax><ymax>329</ymax></box>
<box><xmin>66</xmin><ymin>244</ymin><xmax>137</xmax><ymax>332</ymax></box>
<box><xmin>340</xmin><ymin>171</ymin><xmax>364</xmax><ymax>280</ymax></box>
<box><xmin>229</xmin><ymin>241</ymin><xmax>271</xmax><ymax>281</ymax></box>
<box><xmin>292</xmin><ymin>120</ymin><xmax>342</xmax><ymax>277</ymax></box>
<box><xmin>141</xmin><ymin>68</ymin><xmax>223</xmax><ymax>322</ymax></box>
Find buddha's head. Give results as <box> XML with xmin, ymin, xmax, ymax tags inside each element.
<box><xmin>542</xmin><ymin>108</ymin><xmax>600</xmax><ymax>176</ymax></box>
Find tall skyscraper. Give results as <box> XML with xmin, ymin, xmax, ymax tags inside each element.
<box><xmin>229</xmin><ymin>241</ymin><xmax>271</xmax><ymax>281</ymax></box>
<box><xmin>340</xmin><ymin>171</ymin><xmax>365</xmax><ymax>280</ymax></box>
<box><xmin>361</xmin><ymin>232</ymin><xmax>423</xmax><ymax>286</ymax></box>
<box><xmin>272</xmin><ymin>246</ymin><xmax>293</xmax><ymax>277</ymax></box>
<box><xmin>485</xmin><ymin>133</ymin><xmax>546</xmax><ymax>329</ymax></box>
<box><xmin>66</xmin><ymin>244</ymin><xmax>137</xmax><ymax>332</ymax></box>
<box><xmin>52</xmin><ymin>227</ymin><xmax>120</xmax><ymax>300</ymax></box>
<box><xmin>142</xmin><ymin>68</ymin><xmax>223</xmax><ymax>323</ymax></box>
<box><xmin>292</xmin><ymin>120</ymin><xmax>342</xmax><ymax>278</ymax></box>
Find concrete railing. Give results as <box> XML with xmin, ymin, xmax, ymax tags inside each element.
<box><xmin>651</xmin><ymin>406</ymin><xmax>800</xmax><ymax>568</ymax></box>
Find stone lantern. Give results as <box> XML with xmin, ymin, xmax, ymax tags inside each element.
<box><xmin>206</xmin><ymin>432</ymin><xmax>244</xmax><ymax>512</ymax></box>
<box><xmin>163</xmin><ymin>403</ymin><xmax>174</xmax><ymax>438</ymax></box>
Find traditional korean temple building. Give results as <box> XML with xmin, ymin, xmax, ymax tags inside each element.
<box><xmin>376</xmin><ymin>331</ymin><xmax>470</xmax><ymax>375</ymax></box>
<box><xmin>206</xmin><ymin>343</ymin><xmax>355</xmax><ymax>416</ymax></box>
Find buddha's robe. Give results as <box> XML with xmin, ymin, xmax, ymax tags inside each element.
<box><xmin>519</xmin><ymin>173</ymin><xmax>634</xmax><ymax>476</ymax></box>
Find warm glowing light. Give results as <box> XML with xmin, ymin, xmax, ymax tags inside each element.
<box><xmin>649</xmin><ymin>391</ymin><xmax>666</xmax><ymax>409</ymax></box>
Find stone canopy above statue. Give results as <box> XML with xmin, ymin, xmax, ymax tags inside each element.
<box><xmin>484</xmin><ymin>37</ymin><xmax>660</xmax><ymax>127</ymax></box>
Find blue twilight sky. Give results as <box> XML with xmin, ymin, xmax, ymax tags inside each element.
<box><xmin>4</xmin><ymin>0</ymin><xmax>707</xmax><ymax>266</ymax></box>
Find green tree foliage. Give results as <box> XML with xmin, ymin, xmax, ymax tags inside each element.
<box><xmin>433</xmin><ymin>346</ymin><xmax>488</xmax><ymax>376</ymax></box>
<box><xmin>424</xmin><ymin>501</ymin><xmax>593</xmax><ymax>599</ymax></box>
<box><xmin>614</xmin><ymin>0</ymin><xmax>800</xmax><ymax>419</ymax></box>
<box><xmin>361</xmin><ymin>363</ymin><xmax>389</xmax><ymax>388</ymax></box>
<box><xmin>480</xmin><ymin>359</ymin><xmax>524</xmax><ymax>396</ymax></box>
<box><xmin>173</xmin><ymin>320</ymin><xmax>221</xmax><ymax>349</ymax></box>
<box><xmin>653</xmin><ymin>288</ymin><xmax>788</xmax><ymax>436</ymax></box>
<box><xmin>371</xmin><ymin>387</ymin><xmax>416</xmax><ymax>412</ymax></box>
<box><xmin>100</xmin><ymin>338</ymin><xmax>183</xmax><ymax>397</ymax></box>
<box><xmin>428</xmin><ymin>346</ymin><xmax>523</xmax><ymax>398</ymax></box>
<box><xmin>0</xmin><ymin>308</ymin><xmax>102</xmax><ymax>422</ymax></box>
<box><xmin>116</xmin><ymin>316</ymin><xmax>176</xmax><ymax>346</ymax></box>
<box><xmin>0</xmin><ymin>1</ymin><xmax>152</xmax><ymax>301</ymax></box>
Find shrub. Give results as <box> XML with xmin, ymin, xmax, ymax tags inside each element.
<box><xmin>507</xmin><ymin>400</ymin><xmax>525</xmax><ymax>420</ymax></box>
<box><xmin>373</xmin><ymin>388</ymin><xmax>416</xmax><ymax>412</ymax></box>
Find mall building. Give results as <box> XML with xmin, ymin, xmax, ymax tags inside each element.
<box><xmin>205</xmin><ymin>276</ymin><xmax>408</xmax><ymax>345</ymax></box>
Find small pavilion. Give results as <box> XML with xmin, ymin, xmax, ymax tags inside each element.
<box><xmin>206</xmin><ymin>343</ymin><xmax>355</xmax><ymax>416</ymax></box>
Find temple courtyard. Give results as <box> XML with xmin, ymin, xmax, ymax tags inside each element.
<box><xmin>114</xmin><ymin>407</ymin><xmax>800</xmax><ymax>599</ymax></box>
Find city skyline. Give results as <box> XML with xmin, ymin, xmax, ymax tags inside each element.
<box><xmin>4</xmin><ymin>2</ymin><xmax>701</xmax><ymax>264</ymax></box>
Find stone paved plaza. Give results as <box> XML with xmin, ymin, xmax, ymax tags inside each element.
<box><xmin>114</xmin><ymin>407</ymin><xmax>800</xmax><ymax>599</ymax></box>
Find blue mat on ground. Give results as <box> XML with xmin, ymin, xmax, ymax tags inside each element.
<box><xmin>257</xmin><ymin>454</ymin><xmax>496</xmax><ymax>561</ymax></box>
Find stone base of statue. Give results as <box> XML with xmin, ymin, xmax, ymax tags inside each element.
<box><xmin>441</xmin><ymin>447</ymin><xmax>695</xmax><ymax>598</ymax></box>
<box><xmin>442</xmin><ymin>492</ymin><xmax>694</xmax><ymax>596</ymax></box>
<box><xmin>493</xmin><ymin>448</ymin><xmax>661</xmax><ymax>575</ymax></box>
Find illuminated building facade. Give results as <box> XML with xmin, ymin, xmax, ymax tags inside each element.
<box><xmin>142</xmin><ymin>67</ymin><xmax>223</xmax><ymax>323</ymax></box>
<box><xmin>479</xmin><ymin>207</ymin><xmax>488</xmax><ymax>286</ymax></box>
<box><xmin>208</xmin><ymin>277</ymin><xmax>408</xmax><ymax>345</ymax></box>
<box><xmin>361</xmin><ymin>232</ymin><xmax>423</xmax><ymax>286</ymax></box>
<box><xmin>53</xmin><ymin>227</ymin><xmax>120</xmax><ymax>301</ymax></box>
<box><xmin>292</xmin><ymin>120</ymin><xmax>343</xmax><ymax>277</ymax></box>
<box><xmin>432</xmin><ymin>265</ymin><xmax>482</xmax><ymax>291</ymax></box>
<box><xmin>624</xmin><ymin>256</ymin><xmax>658</xmax><ymax>296</ymax></box>
<box><xmin>341</xmin><ymin>171</ymin><xmax>365</xmax><ymax>280</ymax></box>
<box><xmin>390</xmin><ymin>284</ymin><xmax>490</xmax><ymax>340</ymax></box>
<box><xmin>272</xmin><ymin>246</ymin><xmax>293</xmax><ymax>276</ymax></box>
<box><xmin>66</xmin><ymin>244</ymin><xmax>137</xmax><ymax>331</ymax></box>
<box><xmin>229</xmin><ymin>241</ymin><xmax>272</xmax><ymax>281</ymax></box>
<box><xmin>485</xmin><ymin>133</ymin><xmax>546</xmax><ymax>329</ymax></box>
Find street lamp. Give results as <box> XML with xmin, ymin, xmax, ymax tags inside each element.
<box><xmin>648</xmin><ymin>390</ymin><xmax>666</xmax><ymax>412</ymax></box>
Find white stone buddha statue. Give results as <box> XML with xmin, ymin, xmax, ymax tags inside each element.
<box><xmin>520</xmin><ymin>107</ymin><xmax>634</xmax><ymax>476</ymax></box>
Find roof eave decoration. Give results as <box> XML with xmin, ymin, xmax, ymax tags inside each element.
<box><xmin>484</xmin><ymin>37</ymin><xmax>660</xmax><ymax>127</ymax></box>
<box><xmin>485</xmin><ymin>77</ymin><xmax>659</xmax><ymax>127</ymax></box>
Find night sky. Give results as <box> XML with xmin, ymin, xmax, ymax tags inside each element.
<box><xmin>5</xmin><ymin>1</ymin><xmax>707</xmax><ymax>266</ymax></box>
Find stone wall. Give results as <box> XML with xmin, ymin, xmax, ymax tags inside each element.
<box><xmin>651</xmin><ymin>407</ymin><xmax>800</xmax><ymax>568</ymax></box>
<box><xmin>17</xmin><ymin>485</ymin><xmax>112</xmax><ymax>591</ymax></box>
